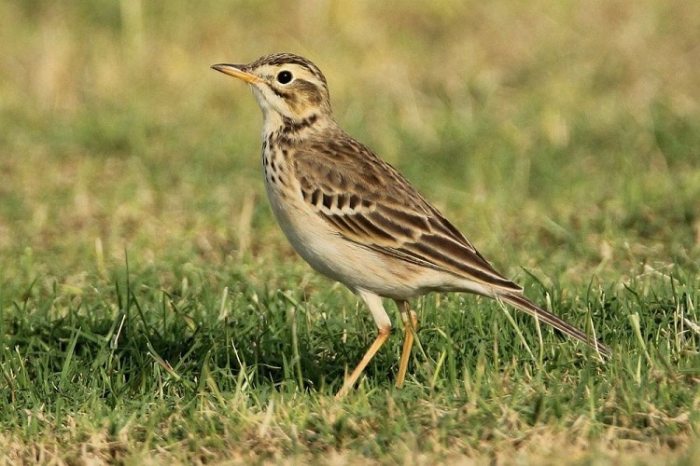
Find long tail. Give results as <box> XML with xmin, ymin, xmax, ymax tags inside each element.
<box><xmin>497</xmin><ymin>292</ymin><xmax>611</xmax><ymax>358</ymax></box>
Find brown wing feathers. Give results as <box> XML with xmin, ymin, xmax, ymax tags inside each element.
<box><xmin>293</xmin><ymin>138</ymin><xmax>522</xmax><ymax>292</ymax></box>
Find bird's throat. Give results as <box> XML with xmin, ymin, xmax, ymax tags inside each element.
<box><xmin>261</xmin><ymin>111</ymin><xmax>330</xmax><ymax>146</ymax></box>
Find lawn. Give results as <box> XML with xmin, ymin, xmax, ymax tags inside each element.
<box><xmin>1</xmin><ymin>1</ymin><xmax>699</xmax><ymax>464</ymax></box>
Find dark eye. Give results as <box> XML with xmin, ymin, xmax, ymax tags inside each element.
<box><xmin>277</xmin><ymin>70</ymin><xmax>293</xmax><ymax>84</ymax></box>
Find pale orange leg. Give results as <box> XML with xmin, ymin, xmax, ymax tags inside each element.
<box><xmin>395</xmin><ymin>300</ymin><xmax>418</xmax><ymax>388</ymax></box>
<box><xmin>335</xmin><ymin>326</ymin><xmax>391</xmax><ymax>399</ymax></box>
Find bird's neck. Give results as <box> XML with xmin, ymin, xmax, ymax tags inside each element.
<box><xmin>261</xmin><ymin>111</ymin><xmax>334</xmax><ymax>146</ymax></box>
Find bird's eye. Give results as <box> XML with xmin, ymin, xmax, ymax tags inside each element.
<box><xmin>277</xmin><ymin>70</ymin><xmax>293</xmax><ymax>84</ymax></box>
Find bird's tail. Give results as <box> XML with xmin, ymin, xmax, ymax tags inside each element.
<box><xmin>497</xmin><ymin>292</ymin><xmax>611</xmax><ymax>358</ymax></box>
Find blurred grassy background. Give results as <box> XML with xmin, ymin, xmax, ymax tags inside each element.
<box><xmin>1</xmin><ymin>0</ymin><xmax>698</xmax><ymax>287</ymax></box>
<box><xmin>1</xmin><ymin>0</ymin><xmax>699</xmax><ymax>463</ymax></box>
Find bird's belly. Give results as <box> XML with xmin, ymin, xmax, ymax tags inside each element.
<box><xmin>265</xmin><ymin>185</ymin><xmax>433</xmax><ymax>299</ymax></box>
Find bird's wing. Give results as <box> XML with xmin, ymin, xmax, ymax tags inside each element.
<box><xmin>292</xmin><ymin>135</ymin><xmax>522</xmax><ymax>293</ymax></box>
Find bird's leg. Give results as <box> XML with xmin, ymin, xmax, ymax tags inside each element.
<box><xmin>336</xmin><ymin>290</ymin><xmax>392</xmax><ymax>399</ymax></box>
<box><xmin>395</xmin><ymin>300</ymin><xmax>418</xmax><ymax>388</ymax></box>
<box><xmin>335</xmin><ymin>326</ymin><xmax>390</xmax><ymax>399</ymax></box>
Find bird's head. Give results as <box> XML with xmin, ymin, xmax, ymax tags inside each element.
<box><xmin>212</xmin><ymin>53</ymin><xmax>331</xmax><ymax>127</ymax></box>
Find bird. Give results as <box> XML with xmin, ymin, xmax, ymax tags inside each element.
<box><xmin>211</xmin><ymin>52</ymin><xmax>611</xmax><ymax>398</ymax></box>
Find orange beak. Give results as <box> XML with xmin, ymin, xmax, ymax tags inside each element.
<box><xmin>211</xmin><ymin>63</ymin><xmax>261</xmax><ymax>84</ymax></box>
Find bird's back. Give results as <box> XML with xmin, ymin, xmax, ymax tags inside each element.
<box><xmin>288</xmin><ymin>127</ymin><xmax>523</xmax><ymax>296</ymax></box>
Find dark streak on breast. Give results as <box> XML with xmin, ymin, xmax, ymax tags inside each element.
<box><xmin>281</xmin><ymin>113</ymin><xmax>319</xmax><ymax>135</ymax></box>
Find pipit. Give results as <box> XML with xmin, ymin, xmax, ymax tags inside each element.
<box><xmin>212</xmin><ymin>53</ymin><xmax>610</xmax><ymax>398</ymax></box>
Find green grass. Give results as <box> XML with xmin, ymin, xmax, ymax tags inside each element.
<box><xmin>1</xmin><ymin>1</ymin><xmax>699</xmax><ymax>464</ymax></box>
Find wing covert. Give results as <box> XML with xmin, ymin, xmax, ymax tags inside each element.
<box><xmin>292</xmin><ymin>134</ymin><xmax>522</xmax><ymax>292</ymax></box>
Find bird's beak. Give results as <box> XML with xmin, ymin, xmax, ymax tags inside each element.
<box><xmin>211</xmin><ymin>63</ymin><xmax>261</xmax><ymax>84</ymax></box>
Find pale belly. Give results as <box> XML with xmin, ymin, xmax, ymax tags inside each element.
<box><xmin>264</xmin><ymin>181</ymin><xmax>479</xmax><ymax>300</ymax></box>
